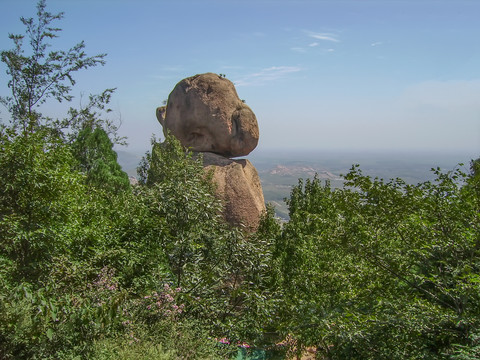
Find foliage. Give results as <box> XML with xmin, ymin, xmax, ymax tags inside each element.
<box><xmin>470</xmin><ymin>157</ymin><xmax>480</xmax><ymax>200</ymax></box>
<box><xmin>0</xmin><ymin>128</ymin><xmax>83</xmax><ymax>281</ymax></box>
<box><xmin>0</xmin><ymin>0</ymin><xmax>123</xmax><ymax>148</ymax></box>
<box><xmin>0</xmin><ymin>128</ymin><xmax>233</xmax><ymax>359</ymax></box>
<box><xmin>56</xmin><ymin>88</ymin><xmax>126</xmax><ymax>146</ymax></box>
<box><xmin>0</xmin><ymin>0</ymin><xmax>106</xmax><ymax>133</ymax></box>
<box><xmin>137</xmin><ymin>134</ymin><xmax>278</xmax><ymax>346</ymax></box>
<box><xmin>137</xmin><ymin>134</ymin><xmax>223</xmax><ymax>286</ymax></box>
<box><xmin>0</xmin><ymin>2</ymin><xmax>232</xmax><ymax>358</ymax></box>
<box><xmin>71</xmin><ymin>125</ymin><xmax>130</xmax><ymax>193</ymax></box>
<box><xmin>471</xmin><ymin>157</ymin><xmax>480</xmax><ymax>178</ymax></box>
<box><xmin>0</xmin><ymin>109</ymin><xmax>256</xmax><ymax>359</ymax></box>
<box><xmin>272</xmin><ymin>164</ymin><xmax>480</xmax><ymax>359</ymax></box>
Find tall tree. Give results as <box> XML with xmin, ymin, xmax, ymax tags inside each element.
<box><xmin>71</xmin><ymin>126</ymin><xmax>130</xmax><ymax>193</ymax></box>
<box><xmin>0</xmin><ymin>0</ymin><xmax>106</xmax><ymax>133</ymax></box>
<box><xmin>0</xmin><ymin>129</ymin><xmax>84</xmax><ymax>281</ymax></box>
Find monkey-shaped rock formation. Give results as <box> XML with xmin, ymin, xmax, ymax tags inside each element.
<box><xmin>156</xmin><ymin>73</ymin><xmax>265</xmax><ymax>229</ymax></box>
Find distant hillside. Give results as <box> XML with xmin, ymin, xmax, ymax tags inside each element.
<box><xmin>250</xmin><ymin>149</ymin><xmax>475</xmax><ymax>220</ymax></box>
<box><xmin>268</xmin><ymin>165</ymin><xmax>340</xmax><ymax>179</ymax></box>
<box><xmin>257</xmin><ymin>163</ymin><xmax>344</xmax><ymax>219</ymax></box>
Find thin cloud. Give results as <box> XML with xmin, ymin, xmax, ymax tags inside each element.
<box><xmin>371</xmin><ymin>41</ymin><xmax>383</xmax><ymax>47</ymax></box>
<box><xmin>307</xmin><ymin>31</ymin><xmax>340</xmax><ymax>43</ymax></box>
<box><xmin>309</xmin><ymin>42</ymin><xmax>319</xmax><ymax>47</ymax></box>
<box><xmin>291</xmin><ymin>47</ymin><xmax>307</xmax><ymax>53</ymax></box>
<box><xmin>234</xmin><ymin>66</ymin><xmax>302</xmax><ymax>87</ymax></box>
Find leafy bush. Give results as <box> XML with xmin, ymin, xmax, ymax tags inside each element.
<box><xmin>0</xmin><ymin>2</ymin><xmax>238</xmax><ymax>358</ymax></box>
<box><xmin>272</xmin><ymin>164</ymin><xmax>480</xmax><ymax>359</ymax></box>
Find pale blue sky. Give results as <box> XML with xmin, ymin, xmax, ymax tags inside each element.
<box><xmin>1</xmin><ymin>0</ymin><xmax>479</xmax><ymax>155</ymax></box>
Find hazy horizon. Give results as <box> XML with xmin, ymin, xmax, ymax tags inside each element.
<box><xmin>117</xmin><ymin>145</ymin><xmax>476</xmax><ymax>180</ymax></box>
<box><xmin>118</xmin><ymin>143</ymin><xmax>478</xmax><ymax>161</ymax></box>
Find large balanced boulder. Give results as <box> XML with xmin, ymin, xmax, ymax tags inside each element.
<box><xmin>201</xmin><ymin>152</ymin><xmax>265</xmax><ymax>230</ymax></box>
<box><xmin>157</xmin><ymin>73</ymin><xmax>259</xmax><ymax>158</ymax></box>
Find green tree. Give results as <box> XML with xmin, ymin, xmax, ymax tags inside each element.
<box><xmin>0</xmin><ymin>128</ymin><xmax>96</xmax><ymax>358</ymax></box>
<box><xmin>71</xmin><ymin>126</ymin><xmax>130</xmax><ymax>193</ymax></box>
<box><xmin>0</xmin><ymin>129</ymin><xmax>85</xmax><ymax>281</ymax></box>
<box><xmin>471</xmin><ymin>157</ymin><xmax>480</xmax><ymax>177</ymax></box>
<box><xmin>0</xmin><ymin>128</ymin><xmax>228</xmax><ymax>359</ymax></box>
<box><xmin>273</xmin><ymin>165</ymin><xmax>480</xmax><ymax>359</ymax></box>
<box><xmin>137</xmin><ymin>134</ymin><xmax>222</xmax><ymax>286</ymax></box>
<box><xmin>470</xmin><ymin>157</ymin><xmax>480</xmax><ymax>200</ymax></box>
<box><xmin>137</xmin><ymin>134</ymin><xmax>280</xmax><ymax>347</ymax></box>
<box><xmin>0</xmin><ymin>0</ymin><xmax>105</xmax><ymax>133</ymax></box>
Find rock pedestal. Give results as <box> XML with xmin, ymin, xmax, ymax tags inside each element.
<box><xmin>201</xmin><ymin>152</ymin><xmax>265</xmax><ymax>229</ymax></box>
<box><xmin>157</xmin><ymin>73</ymin><xmax>265</xmax><ymax>230</ymax></box>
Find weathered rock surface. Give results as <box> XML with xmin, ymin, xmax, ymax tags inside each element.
<box><xmin>201</xmin><ymin>152</ymin><xmax>266</xmax><ymax>230</ymax></box>
<box><xmin>157</xmin><ymin>73</ymin><xmax>259</xmax><ymax>157</ymax></box>
<box><xmin>156</xmin><ymin>73</ymin><xmax>265</xmax><ymax>229</ymax></box>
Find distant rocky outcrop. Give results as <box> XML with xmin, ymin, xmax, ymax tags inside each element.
<box><xmin>156</xmin><ymin>73</ymin><xmax>265</xmax><ymax>229</ymax></box>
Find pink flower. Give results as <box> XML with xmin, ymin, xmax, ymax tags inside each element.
<box><xmin>217</xmin><ymin>337</ymin><xmax>230</xmax><ymax>345</ymax></box>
